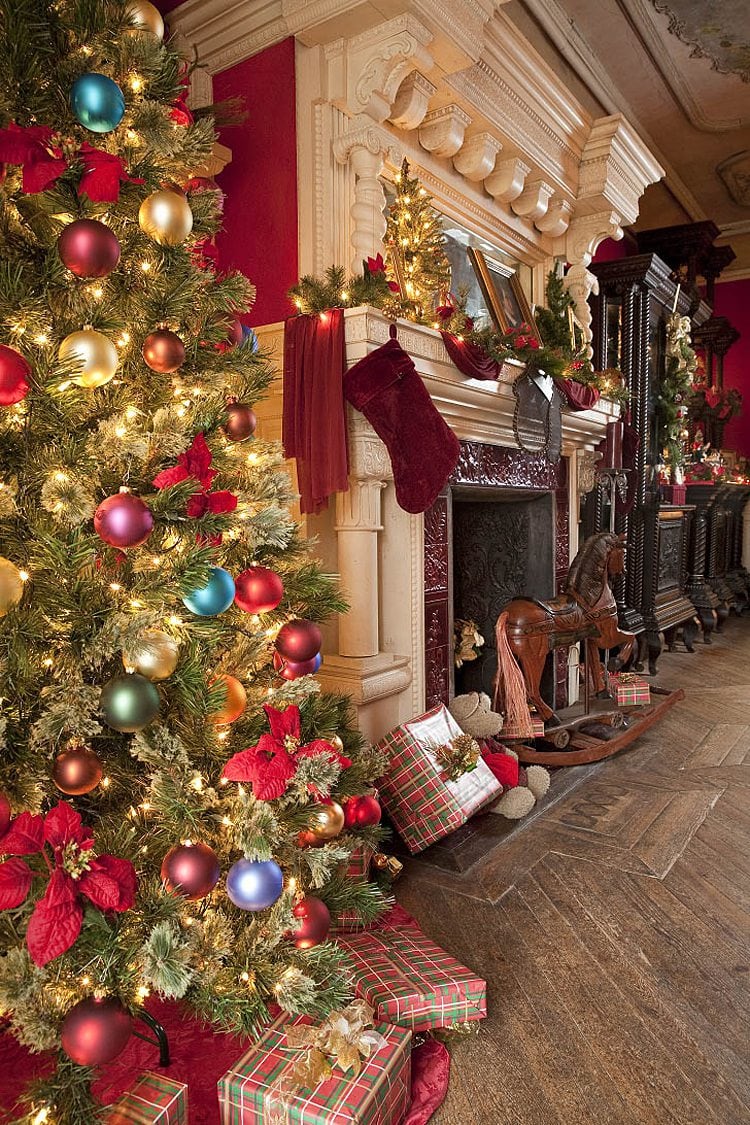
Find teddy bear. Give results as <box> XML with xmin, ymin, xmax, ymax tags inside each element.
<box><xmin>449</xmin><ymin>692</ymin><xmax>550</xmax><ymax>819</ymax></box>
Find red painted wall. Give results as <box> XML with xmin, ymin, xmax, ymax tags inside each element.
<box><xmin>212</xmin><ymin>39</ymin><xmax>298</xmax><ymax>328</ymax></box>
<box><xmin>712</xmin><ymin>279</ymin><xmax>750</xmax><ymax>457</ymax></box>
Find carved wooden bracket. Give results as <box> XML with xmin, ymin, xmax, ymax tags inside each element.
<box><xmin>452</xmin><ymin>131</ymin><xmax>503</xmax><ymax>181</ymax></box>
<box><xmin>484</xmin><ymin>156</ymin><xmax>531</xmax><ymax>203</ymax></box>
<box><xmin>535</xmin><ymin>196</ymin><xmax>573</xmax><ymax>237</ymax></box>
<box><xmin>511</xmin><ymin>178</ymin><xmax>555</xmax><ymax>221</ymax></box>
<box><xmin>419</xmin><ymin>105</ymin><xmax>472</xmax><ymax>158</ymax></box>
<box><xmin>389</xmin><ymin>70</ymin><xmax>437</xmax><ymax>130</ymax></box>
<box><xmin>564</xmin><ymin>210</ymin><xmax>624</xmax><ymax>360</ymax></box>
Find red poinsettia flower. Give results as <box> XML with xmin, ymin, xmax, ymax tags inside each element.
<box><xmin>435</xmin><ymin>303</ymin><xmax>455</xmax><ymax>322</ymax></box>
<box><xmin>221</xmin><ymin>705</ymin><xmax>351</xmax><ymax>801</ymax></box>
<box><xmin>170</xmin><ymin>63</ymin><xmax>195</xmax><ymax>127</ymax></box>
<box><xmin>0</xmin><ymin>124</ymin><xmax>143</xmax><ymax>201</ymax></box>
<box><xmin>0</xmin><ymin>801</ymin><xmax>137</xmax><ymax>967</ymax></box>
<box><xmin>365</xmin><ymin>253</ymin><xmax>386</xmax><ymax>275</ymax></box>
<box><xmin>153</xmin><ymin>433</ymin><xmax>238</xmax><ymax>520</ymax></box>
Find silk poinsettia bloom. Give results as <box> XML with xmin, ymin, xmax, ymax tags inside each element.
<box><xmin>0</xmin><ymin>801</ymin><xmax>137</xmax><ymax>966</ymax></box>
<box><xmin>222</xmin><ymin>704</ymin><xmax>352</xmax><ymax>801</ymax></box>
<box><xmin>153</xmin><ymin>432</ymin><xmax>238</xmax><ymax>519</ymax></box>
<box><xmin>0</xmin><ymin>123</ymin><xmax>143</xmax><ymax>200</ymax></box>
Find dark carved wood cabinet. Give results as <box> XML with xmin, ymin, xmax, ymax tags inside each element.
<box><xmin>585</xmin><ymin>253</ymin><xmax>701</xmax><ymax>673</ymax></box>
<box><xmin>685</xmin><ymin>482</ymin><xmax>750</xmax><ymax>632</ymax></box>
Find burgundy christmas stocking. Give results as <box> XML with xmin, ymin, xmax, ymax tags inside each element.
<box><xmin>343</xmin><ymin>327</ymin><xmax>460</xmax><ymax>513</ymax></box>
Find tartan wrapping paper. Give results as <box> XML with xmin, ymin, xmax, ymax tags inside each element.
<box><xmin>217</xmin><ymin>1014</ymin><xmax>411</xmax><ymax>1124</ymax></box>
<box><xmin>106</xmin><ymin>1073</ymin><xmax>187</xmax><ymax>1124</ymax></box>
<box><xmin>610</xmin><ymin>672</ymin><xmax>650</xmax><ymax>706</ymax></box>
<box><xmin>374</xmin><ymin>705</ymin><xmax>502</xmax><ymax>853</ymax></box>
<box><xmin>332</xmin><ymin>847</ymin><xmax>379</xmax><ymax>935</ymax></box>
<box><xmin>501</xmin><ymin>715</ymin><xmax>545</xmax><ymax>741</ymax></box>
<box><xmin>337</xmin><ymin>923</ymin><xmax>487</xmax><ymax>1033</ymax></box>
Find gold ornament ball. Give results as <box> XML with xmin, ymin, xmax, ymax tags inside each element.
<box><xmin>127</xmin><ymin>0</ymin><xmax>164</xmax><ymax>39</ymax></box>
<box><xmin>310</xmin><ymin>801</ymin><xmax>345</xmax><ymax>842</ymax></box>
<box><xmin>329</xmin><ymin>734</ymin><xmax>344</xmax><ymax>754</ymax></box>
<box><xmin>59</xmin><ymin>329</ymin><xmax>118</xmax><ymax>389</ymax></box>
<box><xmin>139</xmin><ymin>190</ymin><xmax>193</xmax><ymax>247</ymax></box>
<box><xmin>0</xmin><ymin>557</ymin><xmax>24</xmax><ymax>617</ymax></box>
<box><xmin>122</xmin><ymin>630</ymin><xmax>179</xmax><ymax>681</ymax></box>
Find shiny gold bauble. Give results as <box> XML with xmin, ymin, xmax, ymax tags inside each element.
<box><xmin>309</xmin><ymin>801</ymin><xmax>345</xmax><ymax>842</ymax></box>
<box><xmin>122</xmin><ymin>629</ymin><xmax>179</xmax><ymax>681</ymax></box>
<box><xmin>126</xmin><ymin>0</ymin><xmax>164</xmax><ymax>39</ymax></box>
<box><xmin>0</xmin><ymin>557</ymin><xmax>24</xmax><ymax>617</ymax></box>
<box><xmin>210</xmin><ymin>673</ymin><xmax>247</xmax><ymax>725</ymax></box>
<box><xmin>59</xmin><ymin>329</ymin><xmax>118</xmax><ymax>389</ymax></box>
<box><xmin>138</xmin><ymin>190</ymin><xmax>193</xmax><ymax>247</ymax></box>
<box><xmin>329</xmin><ymin>734</ymin><xmax>345</xmax><ymax>755</ymax></box>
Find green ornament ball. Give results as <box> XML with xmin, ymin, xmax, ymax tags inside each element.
<box><xmin>100</xmin><ymin>673</ymin><xmax>160</xmax><ymax>733</ymax></box>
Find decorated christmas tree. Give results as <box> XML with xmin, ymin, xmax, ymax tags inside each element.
<box><xmin>385</xmin><ymin>159</ymin><xmax>450</xmax><ymax>324</ymax></box>
<box><xmin>0</xmin><ymin>3</ymin><xmax>389</xmax><ymax>1120</ymax></box>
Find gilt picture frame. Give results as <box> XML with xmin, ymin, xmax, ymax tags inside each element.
<box><xmin>467</xmin><ymin>247</ymin><xmax>541</xmax><ymax>342</ymax></box>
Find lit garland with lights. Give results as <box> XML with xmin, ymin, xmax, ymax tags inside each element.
<box><xmin>0</xmin><ymin>4</ymin><xmax>391</xmax><ymax>1122</ymax></box>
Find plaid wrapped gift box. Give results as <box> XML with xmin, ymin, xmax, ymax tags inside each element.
<box><xmin>218</xmin><ymin>1014</ymin><xmax>411</xmax><ymax>1125</ymax></box>
<box><xmin>331</xmin><ymin>846</ymin><xmax>381</xmax><ymax>935</ymax></box>
<box><xmin>501</xmin><ymin>715</ymin><xmax>545</xmax><ymax>741</ymax></box>
<box><xmin>106</xmin><ymin>1073</ymin><xmax>187</xmax><ymax>1124</ymax></box>
<box><xmin>375</xmin><ymin>705</ymin><xmax>502</xmax><ymax>853</ymax></box>
<box><xmin>610</xmin><ymin>672</ymin><xmax>650</xmax><ymax>706</ymax></box>
<box><xmin>338</xmin><ymin>922</ymin><xmax>487</xmax><ymax>1033</ymax></box>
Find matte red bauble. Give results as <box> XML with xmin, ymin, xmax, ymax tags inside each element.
<box><xmin>227</xmin><ymin>318</ymin><xmax>244</xmax><ymax>346</ymax></box>
<box><xmin>57</xmin><ymin>218</ymin><xmax>121</xmax><ymax>279</ymax></box>
<box><xmin>94</xmin><ymin>490</ymin><xmax>154</xmax><ymax>548</ymax></box>
<box><xmin>292</xmin><ymin>896</ymin><xmax>331</xmax><ymax>949</ymax></box>
<box><xmin>222</xmin><ymin>401</ymin><xmax>256</xmax><ymax>442</ymax></box>
<box><xmin>0</xmin><ymin>792</ymin><xmax>10</xmax><ymax>837</ymax></box>
<box><xmin>142</xmin><ymin>329</ymin><xmax>185</xmax><ymax>373</ymax></box>
<box><xmin>52</xmin><ymin>744</ymin><xmax>103</xmax><ymax>796</ymax></box>
<box><xmin>275</xmin><ymin>619</ymin><xmax>322</xmax><ymax>664</ymax></box>
<box><xmin>273</xmin><ymin>651</ymin><xmax>318</xmax><ymax>681</ymax></box>
<box><xmin>0</xmin><ymin>343</ymin><xmax>31</xmax><ymax>405</ymax></box>
<box><xmin>210</xmin><ymin>673</ymin><xmax>247</xmax><ymax>725</ymax></box>
<box><xmin>161</xmin><ymin>841</ymin><xmax>221</xmax><ymax>901</ymax></box>
<box><xmin>343</xmin><ymin>794</ymin><xmax>382</xmax><ymax>829</ymax></box>
<box><xmin>61</xmin><ymin>996</ymin><xmax>132</xmax><ymax>1066</ymax></box>
<box><xmin>235</xmin><ymin>567</ymin><xmax>284</xmax><ymax>614</ymax></box>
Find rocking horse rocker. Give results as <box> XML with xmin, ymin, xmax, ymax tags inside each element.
<box><xmin>493</xmin><ymin>531</ymin><xmax>684</xmax><ymax>766</ymax></box>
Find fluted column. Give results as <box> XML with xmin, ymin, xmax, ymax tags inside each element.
<box><xmin>335</xmin><ymin>479</ymin><xmax>386</xmax><ymax>657</ymax></box>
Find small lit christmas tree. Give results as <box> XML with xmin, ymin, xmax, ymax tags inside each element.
<box><xmin>385</xmin><ymin>159</ymin><xmax>450</xmax><ymax>324</ymax></box>
<box><xmin>0</xmin><ymin>3</ymin><xmax>389</xmax><ymax>1120</ymax></box>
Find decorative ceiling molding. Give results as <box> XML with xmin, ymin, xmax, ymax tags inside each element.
<box><xmin>717</xmin><ymin>151</ymin><xmax>750</xmax><ymax>207</ymax></box>
<box><xmin>649</xmin><ymin>0</ymin><xmax>750</xmax><ymax>85</ymax></box>
<box><xmin>620</xmin><ymin>0</ymin><xmax>749</xmax><ymax>132</ymax></box>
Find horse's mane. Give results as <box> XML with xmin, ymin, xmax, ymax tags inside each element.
<box><xmin>565</xmin><ymin>532</ymin><xmax>617</xmax><ymax>605</ymax></box>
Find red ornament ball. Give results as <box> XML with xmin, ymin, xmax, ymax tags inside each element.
<box><xmin>275</xmin><ymin>619</ymin><xmax>322</xmax><ymax>664</ymax></box>
<box><xmin>0</xmin><ymin>344</ymin><xmax>31</xmax><ymax>406</ymax></box>
<box><xmin>161</xmin><ymin>841</ymin><xmax>221</xmax><ymax>901</ymax></box>
<box><xmin>343</xmin><ymin>794</ymin><xmax>382</xmax><ymax>828</ymax></box>
<box><xmin>61</xmin><ymin>995</ymin><xmax>132</xmax><ymax>1066</ymax></box>
<box><xmin>142</xmin><ymin>329</ymin><xmax>185</xmax><ymax>373</ymax></box>
<box><xmin>52</xmin><ymin>744</ymin><xmax>103</xmax><ymax>796</ymax></box>
<box><xmin>57</xmin><ymin>218</ymin><xmax>121</xmax><ymax>279</ymax></box>
<box><xmin>227</xmin><ymin>318</ymin><xmax>244</xmax><ymax>346</ymax></box>
<box><xmin>296</xmin><ymin>828</ymin><xmax>325</xmax><ymax>849</ymax></box>
<box><xmin>235</xmin><ymin>566</ymin><xmax>284</xmax><ymax>614</ymax></box>
<box><xmin>222</xmin><ymin>401</ymin><xmax>256</xmax><ymax>442</ymax></box>
<box><xmin>292</xmin><ymin>895</ymin><xmax>331</xmax><ymax>949</ymax></box>
<box><xmin>0</xmin><ymin>792</ymin><xmax>10</xmax><ymax>837</ymax></box>
<box><xmin>94</xmin><ymin>491</ymin><xmax>154</xmax><ymax>549</ymax></box>
<box><xmin>273</xmin><ymin>651</ymin><xmax>318</xmax><ymax>681</ymax></box>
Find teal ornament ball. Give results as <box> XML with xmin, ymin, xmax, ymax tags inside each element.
<box><xmin>226</xmin><ymin>858</ymin><xmax>283</xmax><ymax>911</ymax></box>
<box><xmin>71</xmin><ymin>74</ymin><xmax>125</xmax><ymax>133</ymax></box>
<box><xmin>182</xmin><ymin>567</ymin><xmax>235</xmax><ymax>617</ymax></box>
<box><xmin>100</xmin><ymin>673</ymin><xmax>160</xmax><ymax>732</ymax></box>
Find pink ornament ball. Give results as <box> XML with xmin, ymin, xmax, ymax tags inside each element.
<box><xmin>161</xmin><ymin>842</ymin><xmax>221</xmax><ymax>901</ymax></box>
<box><xmin>94</xmin><ymin>491</ymin><xmax>154</xmax><ymax>549</ymax></box>
<box><xmin>61</xmin><ymin>996</ymin><xmax>132</xmax><ymax>1066</ymax></box>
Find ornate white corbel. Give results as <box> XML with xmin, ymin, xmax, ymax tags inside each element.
<box><xmin>535</xmin><ymin>197</ymin><xmax>573</xmax><ymax>237</ymax></box>
<box><xmin>452</xmin><ymin>132</ymin><xmax>503</xmax><ymax>181</ymax></box>
<box><xmin>326</xmin><ymin>15</ymin><xmax>434</xmax><ymax>123</ymax></box>
<box><xmin>483</xmin><ymin>156</ymin><xmax>531</xmax><ymax>203</ymax></box>
<box><xmin>510</xmin><ymin>178</ymin><xmax>555</xmax><ymax>222</ymax></box>
<box><xmin>389</xmin><ymin>71</ymin><xmax>437</xmax><ymax>131</ymax></box>
<box><xmin>333</xmin><ymin>119</ymin><xmax>399</xmax><ymax>273</ymax></box>
<box><xmin>418</xmin><ymin>105</ymin><xmax>472</xmax><ymax>158</ymax></box>
<box><xmin>564</xmin><ymin>210</ymin><xmax>624</xmax><ymax>360</ymax></box>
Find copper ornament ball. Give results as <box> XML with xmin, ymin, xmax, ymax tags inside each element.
<box><xmin>210</xmin><ymin>673</ymin><xmax>247</xmax><ymax>725</ymax></box>
<box><xmin>142</xmin><ymin>329</ymin><xmax>185</xmax><ymax>374</ymax></box>
<box><xmin>222</xmin><ymin>402</ymin><xmax>257</xmax><ymax>442</ymax></box>
<box><xmin>52</xmin><ymin>744</ymin><xmax>103</xmax><ymax>796</ymax></box>
<box><xmin>161</xmin><ymin>841</ymin><xmax>221</xmax><ymax>901</ymax></box>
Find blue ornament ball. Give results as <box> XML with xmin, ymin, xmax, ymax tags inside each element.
<box><xmin>312</xmin><ymin>652</ymin><xmax>323</xmax><ymax>673</ymax></box>
<box><xmin>71</xmin><ymin>74</ymin><xmax>125</xmax><ymax>133</ymax></box>
<box><xmin>182</xmin><ymin>567</ymin><xmax>235</xmax><ymax>617</ymax></box>
<box><xmin>226</xmin><ymin>858</ymin><xmax>283</xmax><ymax>911</ymax></box>
<box><xmin>241</xmin><ymin>326</ymin><xmax>260</xmax><ymax>353</ymax></box>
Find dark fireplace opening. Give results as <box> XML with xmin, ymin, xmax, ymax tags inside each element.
<box><xmin>452</xmin><ymin>488</ymin><xmax>556</xmax><ymax>706</ymax></box>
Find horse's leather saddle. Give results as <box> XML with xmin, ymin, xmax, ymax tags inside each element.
<box><xmin>510</xmin><ymin>594</ymin><xmax>599</xmax><ymax>640</ymax></box>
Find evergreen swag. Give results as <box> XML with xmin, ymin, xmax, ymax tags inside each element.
<box><xmin>0</xmin><ymin>3</ymin><xmax>391</xmax><ymax>1121</ymax></box>
<box><xmin>657</xmin><ymin>312</ymin><xmax>698</xmax><ymax>471</ymax></box>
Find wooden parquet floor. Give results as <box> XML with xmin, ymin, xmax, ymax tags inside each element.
<box><xmin>398</xmin><ymin>619</ymin><xmax>750</xmax><ymax>1125</ymax></box>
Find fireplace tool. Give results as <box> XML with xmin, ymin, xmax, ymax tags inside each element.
<box><xmin>596</xmin><ymin>419</ymin><xmax>629</xmax><ymax>697</ymax></box>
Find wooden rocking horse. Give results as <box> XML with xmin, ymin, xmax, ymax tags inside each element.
<box><xmin>493</xmin><ymin>531</ymin><xmax>636</xmax><ymax>724</ymax></box>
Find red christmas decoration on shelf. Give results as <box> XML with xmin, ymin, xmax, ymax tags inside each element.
<box><xmin>0</xmin><ymin>800</ymin><xmax>137</xmax><ymax>965</ymax></box>
<box><xmin>221</xmin><ymin>704</ymin><xmax>351</xmax><ymax>801</ymax></box>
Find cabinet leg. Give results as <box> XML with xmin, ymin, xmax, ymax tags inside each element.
<box><xmin>683</xmin><ymin>617</ymin><xmax>699</xmax><ymax>653</ymax></box>
<box><xmin>647</xmin><ymin>630</ymin><xmax>662</xmax><ymax>677</ymax></box>
<box><xmin>697</xmin><ymin>606</ymin><xmax>716</xmax><ymax>644</ymax></box>
<box><xmin>663</xmin><ymin>625</ymin><xmax>678</xmax><ymax>653</ymax></box>
<box><xmin>633</xmin><ymin>632</ymin><xmax>647</xmax><ymax>674</ymax></box>
<box><xmin>716</xmin><ymin>603</ymin><xmax>730</xmax><ymax>633</ymax></box>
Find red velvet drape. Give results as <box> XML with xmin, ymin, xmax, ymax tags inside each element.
<box><xmin>440</xmin><ymin>332</ymin><xmax>501</xmax><ymax>380</ymax></box>
<box><xmin>283</xmin><ymin>310</ymin><xmax>349</xmax><ymax>514</ymax></box>
<box><xmin>558</xmin><ymin>378</ymin><xmax>600</xmax><ymax>411</ymax></box>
